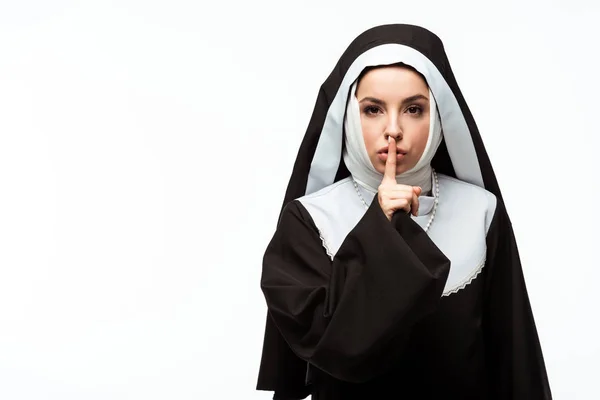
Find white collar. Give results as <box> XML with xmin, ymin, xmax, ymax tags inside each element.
<box><xmin>353</xmin><ymin>170</ymin><xmax>437</xmax><ymax>216</ymax></box>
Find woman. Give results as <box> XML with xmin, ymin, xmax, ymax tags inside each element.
<box><xmin>256</xmin><ymin>24</ymin><xmax>552</xmax><ymax>399</ymax></box>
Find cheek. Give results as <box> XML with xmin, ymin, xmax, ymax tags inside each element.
<box><xmin>418</xmin><ymin>127</ymin><xmax>430</xmax><ymax>148</ymax></box>
<box><xmin>360</xmin><ymin>119</ymin><xmax>382</xmax><ymax>154</ymax></box>
<box><xmin>412</xmin><ymin>122</ymin><xmax>430</xmax><ymax>152</ymax></box>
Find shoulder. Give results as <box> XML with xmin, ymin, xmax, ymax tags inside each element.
<box><xmin>278</xmin><ymin>179</ymin><xmax>352</xmax><ymax>231</ymax></box>
<box><xmin>293</xmin><ymin>178</ymin><xmax>367</xmax><ymax>259</ymax></box>
<box><xmin>438</xmin><ymin>174</ymin><xmax>497</xmax><ymax>232</ymax></box>
<box><xmin>295</xmin><ymin>177</ymin><xmax>358</xmax><ymax>221</ymax></box>
<box><xmin>438</xmin><ymin>174</ymin><xmax>496</xmax><ymax>208</ymax></box>
<box><xmin>276</xmin><ymin>178</ymin><xmax>355</xmax><ymax>230</ymax></box>
<box><xmin>297</xmin><ymin>177</ymin><xmax>354</xmax><ymax>204</ymax></box>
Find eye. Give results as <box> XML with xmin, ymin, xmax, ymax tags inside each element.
<box><xmin>406</xmin><ymin>105</ymin><xmax>423</xmax><ymax>115</ymax></box>
<box><xmin>363</xmin><ymin>106</ymin><xmax>382</xmax><ymax>116</ymax></box>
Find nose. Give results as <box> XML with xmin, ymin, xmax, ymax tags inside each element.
<box><xmin>384</xmin><ymin>114</ymin><xmax>403</xmax><ymax>141</ymax></box>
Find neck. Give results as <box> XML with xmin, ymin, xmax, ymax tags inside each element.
<box><xmin>396</xmin><ymin>164</ymin><xmax>433</xmax><ymax>193</ymax></box>
<box><xmin>352</xmin><ymin>165</ymin><xmax>434</xmax><ymax>194</ymax></box>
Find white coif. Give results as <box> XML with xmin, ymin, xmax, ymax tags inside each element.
<box><xmin>306</xmin><ymin>44</ymin><xmax>484</xmax><ymax>196</ymax></box>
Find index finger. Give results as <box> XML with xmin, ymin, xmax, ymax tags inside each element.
<box><xmin>383</xmin><ymin>137</ymin><xmax>397</xmax><ymax>183</ymax></box>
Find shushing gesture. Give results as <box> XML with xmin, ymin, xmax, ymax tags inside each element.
<box><xmin>378</xmin><ymin>137</ymin><xmax>422</xmax><ymax>221</ymax></box>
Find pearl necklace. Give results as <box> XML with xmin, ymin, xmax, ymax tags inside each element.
<box><xmin>352</xmin><ymin>169</ymin><xmax>440</xmax><ymax>233</ymax></box>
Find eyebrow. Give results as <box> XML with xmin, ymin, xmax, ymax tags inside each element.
<box><xmin>358</xmin><ymin>94</ymin><xmax>429</xmax><ymax>106</ymax></box>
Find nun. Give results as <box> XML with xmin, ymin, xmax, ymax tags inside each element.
<box><xmin>256</xmin><ymin>24</ymin><xmax>552</xmax><ymax>399</ymax></box>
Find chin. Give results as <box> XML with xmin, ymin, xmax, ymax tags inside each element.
<box><xmin>373</xmin><ymin>164</ymin><xmax>406</xmax><ymax>176</ymax></box>
<box><xmin>372</xmin><ymin>158</ymin><xmax>415</xmax><ymax>176</ymax></box>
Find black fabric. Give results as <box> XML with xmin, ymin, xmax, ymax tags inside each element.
<box><xmin>256</xmin><ymin>23</ymin><xmax>552</xmax><ymax>399</ymax></box>
<box><xmin>260</xmin><ymin>197</ymin><xmax>550</xmax><ymax>399</ymax></box>
<box><xmin>482</xmin><ymin>200</ymin><xmax>553</xmax><ymax>399</ymax></box>
<box><xmin>261</xmin><ymin>198</ymin><xmax>450</xmax><ymax>383</ymax></box>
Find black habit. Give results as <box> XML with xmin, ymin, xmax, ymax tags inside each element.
<box><xmin>255</xmin><ymin>24</ymin><xmax>552</xmax><ymax>400</ymax></box>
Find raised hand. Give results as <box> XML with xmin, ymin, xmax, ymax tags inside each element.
<box><xmin>377</xmin><ymin>137</ymin><xmax>422</xmax><ymax>221</ymax></box>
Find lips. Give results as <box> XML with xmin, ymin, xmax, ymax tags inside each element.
<box><xmin>377</xmin><ymin>152</ymin><xmax>405</xmax><ymax>162</ymax></box>
<box><xmin>377</xmin><ymin>146</ymin><xmax>407</xmax><ymax>155</ymax></box>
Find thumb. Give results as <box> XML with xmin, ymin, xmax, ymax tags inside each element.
<box><xmin>413</xmin><ymin>186</ymin><xmax>422</xmax><ymax>197</ymax></box>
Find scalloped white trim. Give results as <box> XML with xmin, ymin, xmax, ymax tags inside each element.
<box><xmin>442</xmin><ymin>258</ymin><xmax>486</xmax><ymax>297</ymax></box>
<box><xmin>318</xmin><ymin>229</ymin><xmax>335</xmax><ymax>260</ymax></box>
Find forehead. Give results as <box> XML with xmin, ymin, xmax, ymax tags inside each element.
<box><xmin>357</xmin><ymin>65</ymin><xmax>429</xmax><ymax>97</ymax></box>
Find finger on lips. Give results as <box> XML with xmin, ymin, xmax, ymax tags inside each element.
<box><xmin>383</xmin><ymin>137</ymin><xmax>397</xmax><ymax>183</ymax></box>
<box><xmin>380</xmin><ymin>137</ymin><xmax>425</xmax><ymax>218</ymax></box>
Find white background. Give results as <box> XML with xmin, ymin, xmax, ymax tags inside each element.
<box><xmin>0</xmin><ymin>0</ymin><xmax>598</xmax><ymax>399</ymax></box>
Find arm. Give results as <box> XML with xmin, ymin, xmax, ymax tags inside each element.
<box><xmin>260</xmin><ymin>198</ymin><xmax>450</xmax><ymax>383</ymax></box>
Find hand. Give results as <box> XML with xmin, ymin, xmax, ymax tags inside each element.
<box><xmin>377</xmin><ymin>137</ymin><xmax>422</xmax><ymax>221</ymax></box>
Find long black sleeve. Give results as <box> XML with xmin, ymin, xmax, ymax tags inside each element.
<box><xmin>483</xmin><ymin>199</ymin><xmax>553</xmax><ymax>399</ymax></box>
<box><xmin>260</xmin><ymin>198</ymin><xmax>450</xmax><ymax>383</ymax></box>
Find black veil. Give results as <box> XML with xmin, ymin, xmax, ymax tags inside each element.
<box><xmin>256</xmin><ymin>24</ymin><xmax>550</xmax><ymax>399</ymax></box>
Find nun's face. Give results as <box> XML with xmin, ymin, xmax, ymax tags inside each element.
<box><xmin>356</xmin><ymin>65</ymin><xmax>431</xmax><ymax>176</ymax></box>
